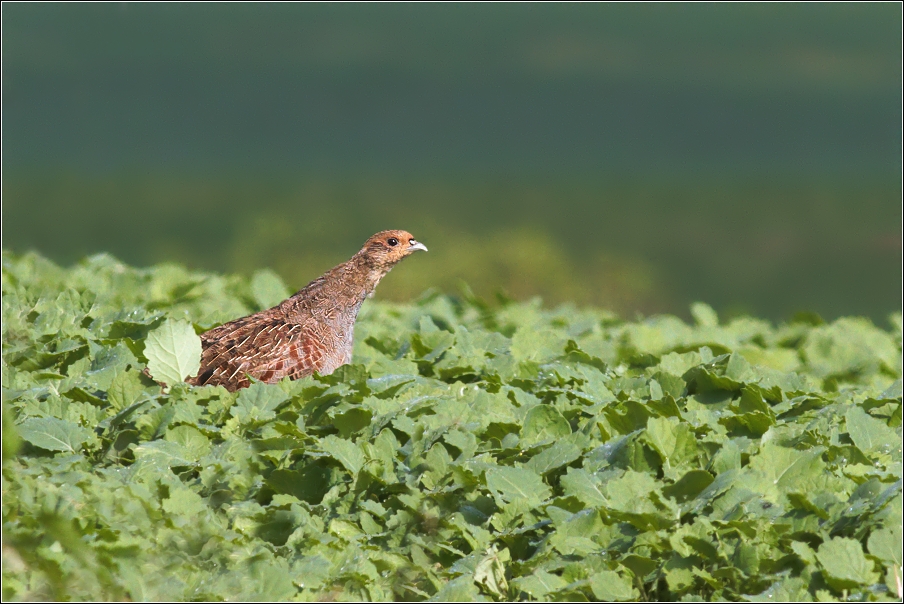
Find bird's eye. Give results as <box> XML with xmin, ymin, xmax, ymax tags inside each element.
<box><xmin>387</xmin><ymin>238</ymin><xmax>399</xmax><ymax>246</ymax></box>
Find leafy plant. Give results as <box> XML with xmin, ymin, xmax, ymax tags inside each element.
<box><xmin>2</xmin><ymin>251</ymin><xmax>901</xmax><ymax>601</ymax></box>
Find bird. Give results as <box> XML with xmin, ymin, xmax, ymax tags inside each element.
<box><xmin>186</xmin><ymin>230</ymin><xmax>427</xmax><ymax>391</ymax></box>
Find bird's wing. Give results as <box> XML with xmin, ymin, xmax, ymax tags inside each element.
<box><xmin>190</xmin><ymin>315</ymin><xmax>321</xmax><ymax>391</ymax></box>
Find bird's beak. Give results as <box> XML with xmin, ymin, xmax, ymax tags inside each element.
<box><xmin>409</xmin><ymin>240</ymin><xmax>428</xmax><ymax>253</ymax></box>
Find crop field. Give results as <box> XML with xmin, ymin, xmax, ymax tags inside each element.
<box><xmin>2</xmin><ymin>251</ymin><xmax>902</xmax><ymax>601</ymax></box>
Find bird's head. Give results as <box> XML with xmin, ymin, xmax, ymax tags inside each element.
<box><xmin>360</xmin><ymin>230</ymin><xmax>428</xmax><ymax>268</ymax></box>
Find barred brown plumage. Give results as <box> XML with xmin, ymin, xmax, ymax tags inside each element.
<box><xmin>186</xmin><ymin>230</ymin><xmax>427</xmax><ymax>391</ymax></box>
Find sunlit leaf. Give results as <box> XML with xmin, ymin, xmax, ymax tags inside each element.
<box><xmin>17</xmin><ymin>417</ymin><xmax>92</xmax><ymax>453</ymax></box>
<box><xmin>144</xmin><ymin>318</ymin><xmax>202</xmax><ymax>388</ymax></box>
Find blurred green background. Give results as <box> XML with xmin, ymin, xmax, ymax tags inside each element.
<box><xmin>2</xmin><ymin>4</ymin><xmax>901</xmax><ymax>322</ymax></box>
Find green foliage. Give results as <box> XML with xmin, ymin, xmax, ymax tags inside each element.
<box><xmin>2</xmin><ymin>252</ymin><xmax>902</xmax><ymax>601</ymax></box>
<box><xmin>17</xmin><ymin>417</ymin><xmax>95</xmax><ymax>453</ymax></box>
<box><xmin>144</xmin><ymin>318</ymin><xmax>202</xmax><ymax>389</ymax></box>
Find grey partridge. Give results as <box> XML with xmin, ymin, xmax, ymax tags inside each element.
<box><xmin>187</xmin><ymin>230</ymin><xmax>427</xmax><ymax>391</ymax></box>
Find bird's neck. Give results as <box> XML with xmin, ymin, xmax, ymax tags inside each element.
<box><xmin>283</xmin><ymin>251</ymin><xmax>399</xmax><ymax>326</ymax></box>
<box><xmin>286</xmin><ymin>252</ymin><xmax>398</xmax><ymax>315</ymax></box>
<box><xmin>330</xmin><ymin>253</ymin><xmax>394</xmax><ymax>302</ymax></box>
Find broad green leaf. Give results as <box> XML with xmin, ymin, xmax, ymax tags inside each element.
<box><xmin>232</xmin><ymin>381</ymin><xmax>289</xmax><ymax>423</ymax></box>
<box><xmin>604</xmin><ymin>470</ymin><xmax>657</xmax><ymax>512</ymax></box>
<box><xmin>515</xmin><ymin>570</ymin><xmax>567</xmax><ymax>598</ymax></box>
<box><xmin>549</xmin><ymin>508</ymin><xmax>608</xmax><ymax>555</ymax></box>
<box><xmin>474</xmin><ymin>545</ymin><xmax>510</xmax><ymax>600</ymax></box>
<box><xmin>663</xmin><ymin>470</ymin><xmax>714</xmax><ymax>503</ymax></box>
<box><xmin>590</xmin><ymin>570</ymin><xmax>638</xmax><ymax>601</ymax></box>
<box><xmin>747</xmin><ymin>443</ymin><xmax>827</xmax><ymax>495</ymax></box>
<box><xmin>164</xmin><ymin>425</ymin><xmax>210</xmax><ymax>460</ymax></box>
<box><xmin>665</xmin><ymin>567</ymin><xmax>695</xmax><ymax>593</ymax></box>
<box><xmin>816</xmin><ymin>537</ymin><xmax>880</xmax><ymax>589</ymax></box>
<box><xmin>720</xmin><ymin>410</ymin><xmax>774</xmax><ymax>438</ymax></box>
<box><xmin>17</xmin><ymin>417</ymin><xmax>93</xmax><ymax>453</ymax></box>
<box><xmin>132</xmin><ymin>439</ymin><xmax>194</xmax><ymax>467</ymax></box>
<box><xmin>432</xmin><ymin>576</ymin><xmax>481</xmax><ymax>602</ymax></box>
<box><xmin>644</xmin><ymin>416</ymin><xmax>698</xmax><ymax>470</ymax></box>
<box><xmin>144</xmin><ymin>318</ymin><xmax>202</xmax><ymax>387</ymax></box>
<box><xmin>331</xmin><ymin>405</ymin><xmax>373</xmax><ymax>437</ymax></box>
<box><xmin>745</xmin><ymin>577</ymin><xmax>812</xmax><ymax>602</ymax></box>
<box><xmin>620</xmin><ymin>555</ymin><xmax>659</xmax><ymax>580</ymax></box>
<box><xmin>319</xmin><ymin>435</ymin><xmax>364</xmax><ymax>476</ymax></box>
<box><xmin>485</xmin><ymin>466</ymin><xmax>550</xmax><ymax>503</ymax></box>
<box><xmin>845</xmin><ymin>406</ymin><xmax>899</xmax><ymax>454</ymax></box>
<box><xmin>511</xmin><ymin>327</ymin><xmax>567</xmax><ymax>363</ymax></box>
<box><xmin>711</xmin><ymin>439</ymin><xmax>742</xmax><ymax>474</ymax></box>
<box><xmin>561</xmin><ymin>468</ymin><xmax>608</xmax><ymax>508</ymax></box>
<box><xmin>135</xmin><ymin>403</ymin><xmax>175</xmax><ymax>441</ymax></box>
<box><xmin>107</xmin><ymin>368</ymin><xmax>145</xmax><ymax>410</ymax></box>
<box><xmin>659</xmin><ymin>350</ymin><xmax>704</xmax><ymax>378</ymax></box>
<box><xmin>162</xmin><ymin>487</ymin><xmax>208</xmax><ymax>517</ymax></box>
<box><xmin>525</xmin><ymin>440</ymin><xmax>582</xmax><ymax>475</ymax></box>
<box><xmin>520</xmin><ymin>404</ymin><xmax>571</xmax><ymax>447</ymax></box>
<box><xmin>867</xmin><ymin>525</ymin><xmax>903</xmax><ymax>566</ymax></box>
